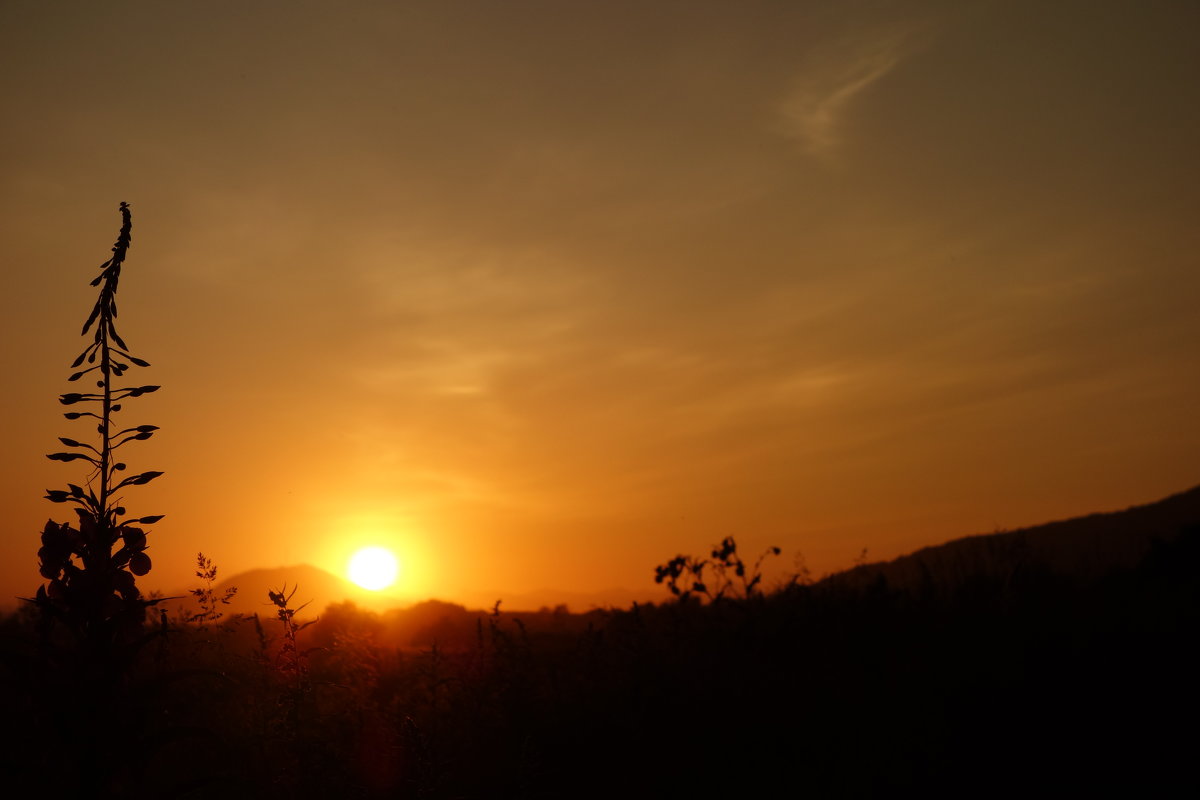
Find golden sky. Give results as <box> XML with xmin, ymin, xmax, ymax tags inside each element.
<box><xmin>2</xmin><ymin>0</ymin><xmax>1198</xmax><ymax>607</ymax></box>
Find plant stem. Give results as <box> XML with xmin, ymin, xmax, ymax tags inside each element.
<box><xmin>99</xmin><ymin>309</ymin><xmax>111</xmax><ymax>552</ymax></box>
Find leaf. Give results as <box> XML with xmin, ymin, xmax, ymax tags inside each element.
<box><xmin>81</xmin><ymin>303</ymin><xmax>102</xmax><ymax>336</ymax></box>
<box><xmin>115</xmin><ymin>471</ymin><xmax>165</xmax><ymax>489</ymax></box>
<box><xmin>128</xmin><ymin>356</ymin><xmax>151</xmax><ymax>367</ymax></box>
<box><xmin>123</xmin><ymin>385</ymin><xmax>161</xmax><ymax>397</ymax></box>
<box><xmin>90</xmin><ymin>263</ymin><xmax>111</xmax><ymax>286</ymax></box>
<box><xmin>67</xmin><ymin>484</ymin><xmax>85</xmax><ymax>498</ymax></box>
<box><xmin>45</xmin><ymin>490</ymin><xmax>71</xmax><ymax>503</ymax></box>
<box><xmin>59</xmin><ymin>394</ymin><xmax>84</xmax><ymax>405</ymax></box>
<box><xmin>68</xmin><ymin>372</ymin><xmax>84</xmax><ymax>382</ymax></box>
<box><xmin>47</xmin><ymin>453</ymin><xmax>92</xmax><ymax>463</ymax></box>
<box><xmin>58</xmin><ymin>437</ymin><xmax>83</xmax><ymax>448</ymax></box>
<box><xmin>135</xmin><ymin>425</ymin><xmax>159</xmax><ymax>433</ymax></box>
<box><xmin>70</xmin><ymin>351</ymin><xmax>88</xmax><ymax>368</ymax></box>
<box><xmin>109</xmin><ymin>323</ymin><xmax>128</xmax><ymax>351</ymax></box>
<box><xmin>136</xmin><ymin>515</ymin><xmax>165</xmax><ymax>525</ymax></box>
<box><xmin>63</xmin><ymin>412</ymin><xmax>83</xmax><ymax>420</ymax></box>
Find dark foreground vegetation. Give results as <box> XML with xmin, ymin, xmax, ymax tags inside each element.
<box><xmin>2</xmin><ymin>524</ymin><xmax>1198</xmax><ymax>799</ymax></box>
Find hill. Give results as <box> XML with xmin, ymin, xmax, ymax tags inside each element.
<box><xmin>165</xmin><ymin>563</ymin><xmax>404</xmax><ymax>621</ymax></box>
<box><xmin>826</xmin><ymin>483</ymin><xmax>1200</xmax><ymax>595</ymax></box>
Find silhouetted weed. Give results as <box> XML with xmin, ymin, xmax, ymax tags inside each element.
<box><xmin>654</xmin><ymin>535</ymin><xmax>781</xmax><ymax>602</ymax></box>
<box><xmin>34</xmin><ymin>202</ymin><xmax>167</xmax><ymax>655</ymax></box>
<box><xmin>267</xmin><ymin>583</ymin><xmax>320</xmax><ymax>722</ymax></box>
<box><xmin>189</xmin><ymin>551</ymin><xmax>239</xmax><ymax>627</ymax></box>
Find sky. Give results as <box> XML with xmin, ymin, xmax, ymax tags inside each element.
<box><xmin>2</xmin><ymin>0</ymin><xmax>1198</xmax><ymax>609</ymax></box>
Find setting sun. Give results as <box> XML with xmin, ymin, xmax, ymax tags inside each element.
<box><xmin>348</xmin><ymin>547</ymin><xmax>399</xmax><ymax>591</ymax></box>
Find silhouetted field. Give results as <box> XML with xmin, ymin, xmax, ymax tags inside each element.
<box><xmin>2</xmin><ymin>519</ymin><xmax>1198</xmax><ymax>798</ymax></box>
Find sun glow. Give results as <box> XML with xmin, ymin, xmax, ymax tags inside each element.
<box><xmin>348</xmin><ymin>546</ymin><xmax>399</xmax><ymax>591</ymax></box>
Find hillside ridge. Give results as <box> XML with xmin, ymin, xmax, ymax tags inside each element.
<box><xmin>827</xmin><ymin>483</ymin><xmax>1200</xmax><ymax>593</ymax></box>
<box><xmin>166</xmin><ymin>483</ymin><xmax>1200</xmax><ymax>616</ymax></box>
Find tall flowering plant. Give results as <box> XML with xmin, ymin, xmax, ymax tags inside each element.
<box><xmin>36</xmin><ymin>202</ymin><xmax>165</xmax><ymax>647</ymax></box>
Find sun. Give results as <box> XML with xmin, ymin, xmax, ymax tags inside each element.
<box><xmin>348</xmin><ymin>546</ymin><xmax>399</xmax><ymax>591</ymax></box>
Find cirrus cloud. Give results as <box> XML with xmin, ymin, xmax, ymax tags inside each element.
<box><xmin>780</xmin><ymin>24</ymin><xmax>931</xmax><ymax>158</ymax></box>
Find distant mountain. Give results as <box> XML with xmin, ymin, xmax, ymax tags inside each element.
<box><xmin>165</xmin><ymin>563</ymin><xmax>404</xmax><ymax>621</ymax></box>
<box><xmin>825</xmin><ymin>484</ymin><xmax>1200</xmax><ymax>595</ymax></box>
<box><xmin>166</xmin><ymin>563</ymin><xmax>662</xmax><ymax>621</ymax></box>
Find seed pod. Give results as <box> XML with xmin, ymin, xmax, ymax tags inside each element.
<box><xmin>123</xmin><ymin>528</ymin><xmax>147</xmax><ymax>550</ymax></box>
<box><xmin>129</xmin><ymin>552</ymin><xmax>152</xmax><ymax>576</ymax></box>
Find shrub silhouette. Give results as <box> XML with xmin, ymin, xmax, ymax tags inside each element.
<box><xmin>33</xmin><ymin>201</ymin><xmax>166</xmax><ymax>651</ymax></box>
<box><xmin>654</xmin><ymin>535</ymin><xmax>781</xmax><ymax>602</ymax></box>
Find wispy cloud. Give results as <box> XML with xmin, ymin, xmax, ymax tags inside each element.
<box><xmin>780</xmin><ymin>25</ymin><xmax>927</xmax><ymax>157</ymax></box>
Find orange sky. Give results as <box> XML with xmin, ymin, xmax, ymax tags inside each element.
<box><xmin>2</xmin><ymin>1</ymin><xmax>1198</xmax><ymax>609</ymax></box>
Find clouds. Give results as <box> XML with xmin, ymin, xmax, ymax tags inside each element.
<box><xmin>780</xmin><ymin>24</ymin><xmax>930</xmax><ymax>158</ymax></box>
